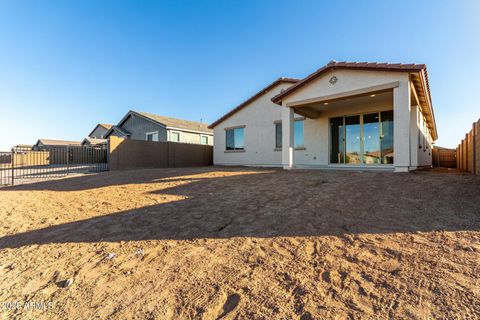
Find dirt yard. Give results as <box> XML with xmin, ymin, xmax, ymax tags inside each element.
<box><xmin>0</xmin><ymin>167</ymin><xmax>479</xmax><ymax>319</ymax></box>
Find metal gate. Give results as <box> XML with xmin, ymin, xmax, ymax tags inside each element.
<box><xmin>0</xmin><ymin>145</ymin><xmax>108</xmax><ymax>186</ymax></box>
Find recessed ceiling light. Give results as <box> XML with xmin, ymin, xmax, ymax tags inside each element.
<box><xmin>370</xmin><ymin>94</ymin><xmax>376</xmax><ymax>97</ymax></box>
<box><xmin>323</xmin><ymin>102</ymin><xmax>329</xmax><ymax>105</ymax></box>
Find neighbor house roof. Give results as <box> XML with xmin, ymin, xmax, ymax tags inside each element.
<box><xmin>82</xmin><ymin>137</ymin><xmax>107</xmax><ymax>145</ymax></box>
<box><xmin>208</xmin><ymin>77</ymin><xmax>300</xmax><ymax>129</ymax></box>
<box><xmin>88</xmin><ymin>123</ymin><xmax>113</xmax><ymax>138</ymax></box>
<box><xmin>103</xmin><ymin>125</ymin><xmax>132</xmax><ymax>138</ymax></box>
<box><xmin>135</xmin><ymin>111</ymin><xmax>212</xmax><ymax>133</ymax></box>
<box><xmin>271</xmin><ymin>61</ymin><xmax>437</xmax><ymax>140</ymax></box>
<box><xmin>113</xmin><ymin>110</ymin><xmax>213</xmax><ymax>134</ymax></box>
<box><xmin>35</xmin><ymin>139</ymin><xmax>82</xmax><ymax>146</ymax></box>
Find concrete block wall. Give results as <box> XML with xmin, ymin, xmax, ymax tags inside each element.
<box><xmin>456</xmin><ymin>119</ymin><xmax>479</xmax><ymax>175</ymax></box>
<box><xmin>109</xmin><ymin>136</ymin><xmax>213</xmax><ymax>170</ymax></box>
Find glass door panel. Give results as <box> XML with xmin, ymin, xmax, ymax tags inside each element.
<box><xmin>330</xmin><ymin>117</ymin><xmax>345</xmax><ymax>163</ymax></box>
<box><xmin>345</xmin><ymin>115</ymin><xmax>361</xmax><ymax>164</ymax></box>
<box><xmin>380</xmin><ymin>111</ymin><xmax>394</xmax><ymax>164</ymax></box>
<box><xmin>363</xmin><ymin>113</ymin><xmax>381</xmax><ymax>164</ymax></box>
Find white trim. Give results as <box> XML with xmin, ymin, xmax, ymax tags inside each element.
<box><xmin>145</xmin><ymin>131</ymin><xmax>159</xmax><ymax>142</ymax></box>
<box><xmin>166</xmin><ymin>126</ymin><xmax>213</xmax><ymax>135</ymax></box>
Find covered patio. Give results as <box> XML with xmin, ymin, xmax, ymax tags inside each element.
<box><xmin>272</xmin><ymin>61</ymin><xmax>437</xmax><ymax>172</ymax></box>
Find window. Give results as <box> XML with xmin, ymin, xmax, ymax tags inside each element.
<box><xmin>423</xmin><ymin>121</ymin><xmax>427</xmax><ymax>151</ymax></box>
<box><xmin>171</xmin><ymin>131</ymin><xmax>180</xmax><ymax>142</ymax></box>
<box><xmin>226</xmin><ymin>127</ymin><xmax>244</xmax><ymax>150</ymax></box>
<box><xmin>274</xmin><ymin>119</ymin><xmax>304</xmax><ymax>149</ymax></box>
<box><xmin>294</xmin><ymin>120</ymin><xmax>304</xmax><ymax>148</ymax></box>
<box><xmin>200</xmin><ymin>135</ymin><xmax>208</xmax><ymax>145</ymax></box>
<box><xmin>146</xmin><ymin>131</ymin><xmax>159</xmax><ymax>142</ymax></box>
<box><xmin>275</xmin><ymin>123</ymin><xmax>282</xmax><ymax>148</ymax></box>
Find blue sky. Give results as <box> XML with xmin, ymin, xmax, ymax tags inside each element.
<box><xmin>0</xmin><ymin>0</ymin><xmax>479</xmax><ymax>150</ymax></box>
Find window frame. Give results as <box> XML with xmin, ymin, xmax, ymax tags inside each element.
<box><xmin>273</xmin><ymin>118</ymin><xmax>305</xmax><ymax>150</ymax></box>
<box><xmin>224</xmin><ymin>126</ymin><xmax>245</xmax><ymax>151</ymax></box>
<box><xmin>145</xmin><ymin>131</ymin><xmax>159</xmax><ymax>142</ymax></box>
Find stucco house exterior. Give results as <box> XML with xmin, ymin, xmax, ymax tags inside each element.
<box><xmin>104</xmin><ymin>110</ymin><xmax>213</xmax><ymax>145</ymax></box>
<box><xmin>209</xmin><ymin>61</ymin><xmax>437</xmax><ymax>172</ymax></box>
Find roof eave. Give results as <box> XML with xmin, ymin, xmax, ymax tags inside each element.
<box><xmin>208</xmin><ymin>78</ymin><xmax>299</xmax><ymax>129</ymax></box>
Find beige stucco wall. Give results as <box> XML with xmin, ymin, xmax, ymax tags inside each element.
<box><xmin>213</xmin><ymin>82</ymin><xmax>295</xmax><ymax>166</ymax></box>
<box><xmin>417</xmin><ymin>105</ymin><xmax>433</xmax><ymax>167</ymax></box>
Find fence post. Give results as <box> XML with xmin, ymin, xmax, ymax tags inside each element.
<box><xmin>106</xmin><ymin>139</ymin><xmax>110</xmax><ymax>171</ymax></box>
<box><xmin>66</xmin><ymin>145</ymin><xmax>70</xmax><ymax>175</ymax></box>
<box><xmin>10</xmin><ymin>148</ymin><xmax>14</xmax><ymax>185</ymax></box>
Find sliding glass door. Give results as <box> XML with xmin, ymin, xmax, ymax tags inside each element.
<box><xmin>345</xmin><ymin>115</ymin><xmax>361</xmax><ymax>164</ymax></box>
<box><xmin>329</xmin><ymin>111</ymin><xmax>394</xmax><ymax>165</ymax></box>
<box><xmin>363</xmin><ymin>113</ymin><xmax>381</xmax><ymax>164</ymax></box>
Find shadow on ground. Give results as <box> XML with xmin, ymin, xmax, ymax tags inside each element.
<box><xmin>0</xmin><ymin>167</ymin><xmax>479</xmax><ymax>249</ymax></box>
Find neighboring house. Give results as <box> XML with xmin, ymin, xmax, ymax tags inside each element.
<box><xmin>209</xmin><ymin>61</ymin><xmax>437</xmax><ymax>172</ymax></box>
<box><xmin>104</xmin><ymin>110</ymin><xmax>213</xmax><ymax>145</ymax></box>
<box><xmin>82</xmin><ymin>137</ymin><xmax>107</xmax><ymax>146</ymax></box>
<box><xmin>88</xmin><ymin>123</ymin><xmax>113</xmax><ymax>139</ymax></box>
<box><xmin>33</xmin><ymin>139</ymin><xmax>82</xmax><ymax>150</ymax></box>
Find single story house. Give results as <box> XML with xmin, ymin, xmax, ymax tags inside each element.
<box><xmin>81</xmin><ymin>137</ymin><xmax>107</xmax><ymax>146</ymax></box>
<box><xmin>104</xmin><ymin>110</ymin><xmax>213</xmax><ymax>145</ymax></box>
<box><xmin>33</xmin><ymin>139</ymin><xmax>82</xmax><ymax>151</ymax></box>
<box><xmin>88</xmin><ymin>123</ymin><xmax>113</xmax><ymax>139</ymax></box>
<box><xmin>209</xmin><ymin>61</ymin><xmax>437</xmax><ymax>172</ymax></box>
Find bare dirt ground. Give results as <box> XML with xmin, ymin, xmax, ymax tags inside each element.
<box><xmin>0</xmin><ymin>167</ymin><xmax>479</xmax><ymax>319</ymax></box>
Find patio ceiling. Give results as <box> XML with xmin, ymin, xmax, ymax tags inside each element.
<box><xmin>290</xmin><ymin>89</ymin><xmax>393</xmax><ymax>119</ymax></box>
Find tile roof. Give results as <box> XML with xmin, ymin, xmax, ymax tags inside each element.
<box><xmin>208</xmin><ymin>77</ymin><xmax>300</xmax><ymax>128</ymax></box>
<box><xmin>135</xmin><ymin>111</ymin><xmax>213</xmax><ymax>133</ymax></box>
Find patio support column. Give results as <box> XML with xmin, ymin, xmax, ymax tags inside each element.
<box><xmin>282</xmin><ymin>104</ymin><xmax>294</xmax><ymax>169</ymax></box>
<box><xmin>393</xmin><ymin>79</ymin><xmax>411</xmax><ymax>172</ymax></box>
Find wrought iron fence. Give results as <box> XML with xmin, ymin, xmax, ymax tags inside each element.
<box><xmin>0</xmin><ymin>145</ymin><xmax>108</xmax><ymax>186</ymax></box>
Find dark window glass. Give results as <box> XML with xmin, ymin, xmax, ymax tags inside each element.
<box><xmin>275</xmin><ymin>123</ymin><xmax>282</xmax><ymax>148</ymax></box>
<box><xmin>226</xmin><ymin>128</ymin><xmax>244</xmax><ymax>150</ymax></box>
<box><xmin>226</xmin><ymin>130</ymin><xmax>235</xmax><ymax>150</ymax></box>
<box><xmin>330</xmin><ymin>117</ymin><xmax>344</xmax><ymax>163</ymax></box>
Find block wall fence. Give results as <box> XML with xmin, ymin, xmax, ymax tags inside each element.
<box><xmin>108</xmin><ymin>136</ymin><xmax>213</xmax><ymax>170</ymax></box>
<box><xmin>456</xmin><ymin>119</ymin><xmax>480</xmax><ymax>175</ymax></box>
